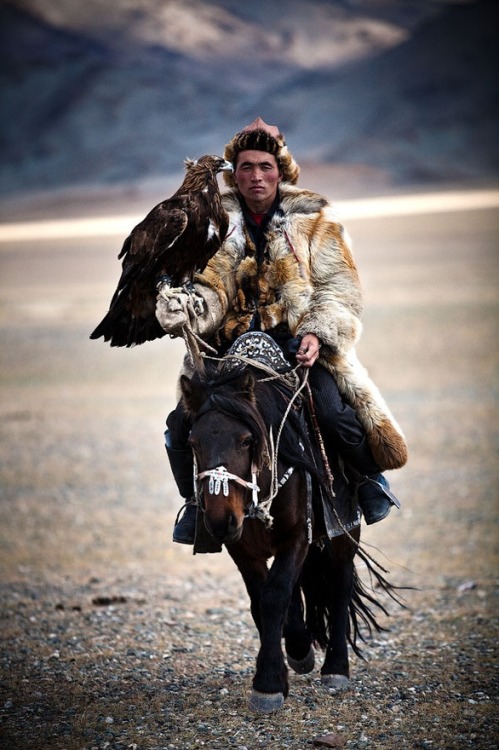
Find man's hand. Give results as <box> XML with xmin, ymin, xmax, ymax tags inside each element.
<box><xmin>296</xmin><ymin>333</ymin><xmax>321</xmax><ymax>368</ymax></box>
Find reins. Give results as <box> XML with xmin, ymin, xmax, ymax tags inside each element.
<box><xmin>262</xmin><ymin>368</ymin><xmax>309</xmax><ymax>513</ymax></box>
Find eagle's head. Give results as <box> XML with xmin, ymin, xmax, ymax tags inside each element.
<box><xmin>184</xmin><ymin>155</ymin><xmax>233</xmax><ymax>175</ymax></box>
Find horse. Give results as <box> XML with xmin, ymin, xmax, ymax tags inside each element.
<box><xmin>179</xmin><ymin>334</ymin><xmax>395</xmax><ymax>713</ymax></box>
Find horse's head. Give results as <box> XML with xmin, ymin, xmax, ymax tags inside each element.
<box><xmin>180</xmin><ymin>369</ymin><xmax>269</xmax><ymax>544</ymax></box>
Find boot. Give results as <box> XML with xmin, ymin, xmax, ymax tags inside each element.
<box><xmin>357</xmin><ymin>473</ymin><xmax>401</xmax><ymax>525</ymax></box>
<box><xmin>172</xmin><ymin>500</ymin><xmax>198</xmax><ymax>544</ymax></box>
<box><xmin>339</xmin><ymin>439</ymin><xmax>401</xmax><ymax>525</ymax></box>
<box><xmin>164</xmin><ymin>430</ymin><xmax>197</xmax><ymax>544</ymax></box>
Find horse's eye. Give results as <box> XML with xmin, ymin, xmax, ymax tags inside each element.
<box><xmin>240</xmin><ymin>436</ymin><xmax>253</xmax><ymax>449</ymax></box>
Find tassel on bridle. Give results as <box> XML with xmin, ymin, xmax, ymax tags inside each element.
<box><xmin>197</xmin><ymin>463</ymin><xmax>260</xmax><ymax>508</ymax></box>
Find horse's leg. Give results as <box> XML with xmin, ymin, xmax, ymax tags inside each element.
<box><xmin>229</xmin><ymin>538</ymin><xmax>308</xmax><ymax>712</ymax></box>
<box><xmin>226</xmin><ymin>545</ymin><xmax>287</xmax><ymax>712</ymax></box>
<box><xmin>320</xmin><ymin>534</ymin><xmax>357</xmax><ymax>689</ymax></box>
<box><xmin>250</xmin><ymin>545</ymin><xmax>308</xmax><ymax>711</ymax></box>
<box><xmin>226</xmin><ymin>546</ymin><xmax>267</xmax><ymax>635</ymax></box>
<box><xmin>284</xmin><ymin>581</ymin><xmax>315</xmax><ymax>675</ymax></box>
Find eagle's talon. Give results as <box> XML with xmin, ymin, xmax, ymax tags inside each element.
<box><xmin>156</xmin><ymin>274</ymin><xmax>173</xmax><ymax>292</ymax></box>
<box><xmin>179</xmin><ymin>282</ymin><xmax>203</xmax><ymax>315</ymax></box>
<box><xmin>157</xmin><ymin>283</ymin><xmax>187</xmax><ymax>304</ymax></box>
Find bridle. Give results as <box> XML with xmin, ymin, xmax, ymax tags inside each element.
<box><xmin>194</xmin><ymin>456</ymin><xmax>297</xmax><ymax>530</ymax></box>
<box><xmin>197</xmin><ymin>463</ymin><xmax>260</xmax><ymax>509</ymax></box>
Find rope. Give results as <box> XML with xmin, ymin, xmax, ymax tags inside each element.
<box><xmin>266</xmin><ymin>368</ymin><xmax>309</xmax><ymax>503</ymax></box>
<box><xmin>180</xmin><ymin>323</ymin><xmax>217</xmax><ymax>373</ymax></box>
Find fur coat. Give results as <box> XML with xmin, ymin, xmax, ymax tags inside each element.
<box><xmin>160</xmin><ymin>183</ymin><xmax>408</xmax><ymax>471</ymax></box>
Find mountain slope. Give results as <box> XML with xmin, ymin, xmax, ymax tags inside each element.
<box><xmin>0</xmin><ymin>0</ymin><xmax>496</xmax><ymax>197</ymax></box>
<box><xmin>264</xmin><ymin>0</ymin><xmax>498</xmax><ymax>183</ymax></box>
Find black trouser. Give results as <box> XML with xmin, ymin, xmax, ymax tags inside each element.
<box><xmin>165</xmin><ymin>403</ymin><xmax>195</xmax><ymax>499</ymax></box>
<box><xmin>307</xmin><ymin>363</ymin><xmax>380</xmax><ymax>476</ymax></box>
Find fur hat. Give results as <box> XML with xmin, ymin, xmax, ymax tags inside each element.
<box><xmin>223</xmin><ymin>116</ymin><xmax>300</xmax><ymax>187</ymax></box>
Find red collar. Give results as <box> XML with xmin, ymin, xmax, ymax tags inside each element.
<box><xmin>248</xmin><ymin>210</ymin><xmax>267</xmax><ymax>226</ymax></box>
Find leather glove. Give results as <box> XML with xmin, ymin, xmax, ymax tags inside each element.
<box><xmin>155</xmin><ymin>293</ymin><xmax>188</xmax><ymax>336</ymax></box>
<box><xmin>155</xmin><ymin>283</ymin><xmax>206</xmax><ymax>336</ymax></box>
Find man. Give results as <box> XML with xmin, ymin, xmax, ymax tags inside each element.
<box><xmin>156</xmin><ymin>117</ymin><xmax>408</xmax><ymax>543</ymax></box>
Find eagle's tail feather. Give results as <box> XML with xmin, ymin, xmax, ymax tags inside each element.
<box><xmin>90</xmin><ymin>309</ymin><xmax>165</xmax><ymax>347</ymax></box>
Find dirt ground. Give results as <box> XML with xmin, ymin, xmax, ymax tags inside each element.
<box><xmin>0</xmin><ymin>192</ymin><xmax>498</xmax><ymax>749</ymax></box>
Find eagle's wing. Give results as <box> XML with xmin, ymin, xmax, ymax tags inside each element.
<box><xmin>90</xmin><ymin>207</ymin><xmax>189</xmax><ymax>347</ymax></box>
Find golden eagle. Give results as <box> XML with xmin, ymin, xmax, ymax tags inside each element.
<box><xmin>90</xmin><ymin>154</ymin><xmax>232</xmax><ymax>347</ymax></box>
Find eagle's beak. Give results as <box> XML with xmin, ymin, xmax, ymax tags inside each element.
<box><xmin>221</xmin><ymin>160</ymin><xmax>233</xmax><ymax>172</ymax></box>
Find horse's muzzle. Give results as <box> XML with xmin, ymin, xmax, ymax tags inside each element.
<box><xmin>204</xmin><ymin>511</ymin><xmax>243</xmax><ymax>544</ymax></box>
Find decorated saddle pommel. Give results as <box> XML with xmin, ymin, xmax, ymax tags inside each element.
<box><xmin>220</xmin><ymin>332</ymin><xmax>294</xmax><ymax>376</ymax></box>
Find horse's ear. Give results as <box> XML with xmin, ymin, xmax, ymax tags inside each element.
<box><xmin>238</xmin><ymin>371</ymin><xmax>255</xmax><ymax>402</ymax></box>
<box><xmin>180</xmin><ymin>374</ymin><xmax>208</xmax><ymax>415</ymax></box>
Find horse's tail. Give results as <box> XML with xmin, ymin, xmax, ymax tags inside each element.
<box><xmin>301</xmin><ymin>541</ymin><xmax>406</xmax><ymax>658</ymax></box>
<box><xmin>348</xmin><ymin>547</ymin><xmax>407</xmax><ymax>658</ymax></box>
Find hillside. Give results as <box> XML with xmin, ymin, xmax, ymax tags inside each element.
<box><xmin>271</xmin><ymin>0</ymin><xmax>499</xmax><ymax>184</ymax></box>
<box><xmin>0</xmin><ymin>0</ymin><xmax>497</xmax><ymax>199</ymax></box>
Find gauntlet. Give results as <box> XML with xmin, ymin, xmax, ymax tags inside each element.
<box><xmin>155</xmin><ymin>282</ymin><xmax>206</xmax><ymax>336</ymax></box>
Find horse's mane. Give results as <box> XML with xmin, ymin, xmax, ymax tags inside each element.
<box><xmin>189</xmin><ymin>363</ymin><xmax>322</xmax><ymax>479</ymax></box>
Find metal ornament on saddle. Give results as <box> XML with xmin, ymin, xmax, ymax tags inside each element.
<box><xmin>219</xmin><ymin>331</ymin><xmax>298</xmax><ymax>379</ymax></box>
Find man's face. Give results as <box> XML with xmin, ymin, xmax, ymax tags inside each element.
<box><xmin>233</xmin><ymin>149</ymin><xmax>282</xmax><ymax>212</ymax></box>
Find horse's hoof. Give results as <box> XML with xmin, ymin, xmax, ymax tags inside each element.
<box><xmin>287</xmin><ymin>646</ymin><xmax>315</xmax><ymax>674</ymax></box>
<box><xmin>321</xmin><ymin>674</ymin><xmax>350</xmax><ymax>691</ymax></box>
<box><xmin>248</xmin><ymin>689</ymin><xmax>285</xmax><ymax>713</ymax></box>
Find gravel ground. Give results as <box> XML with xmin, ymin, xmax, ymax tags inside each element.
<box><xmin>0</xmin><ymin>200</ymin><xmax>498</xmax><ymax>749</ymax></box>
<box><xmin>0</xmin><ymin>570</ymin><xmax>496</xmax><ymax>750</ymax></box>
